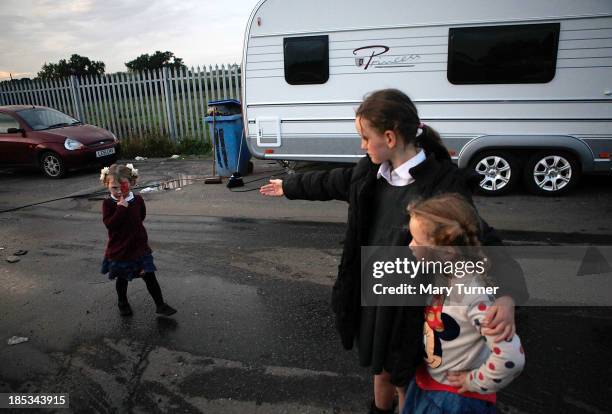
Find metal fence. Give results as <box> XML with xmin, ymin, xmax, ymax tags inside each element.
<box><xmin>0</xmin><ymin>64</ymin><xmax>242</xmax><ymax>143</ymax></box>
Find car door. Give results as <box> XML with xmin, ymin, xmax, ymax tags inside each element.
<box><xmin>0</xmin><ymin>112</ymin><xmax>31</xmax><ymax>165</ymax></box>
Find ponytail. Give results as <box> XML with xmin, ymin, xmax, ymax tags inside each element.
<box><xmin>415</xmin><ymin>124</ymin><xmax>451</xmax><ymax>161</ymax></box>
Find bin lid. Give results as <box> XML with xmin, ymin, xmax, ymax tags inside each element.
<box><xmin>207</xmin><ymin>99</ymin><xmax>241</xmax><ymax>107</ymax></box>
<box><xmin>203</xmin><ymin>113</ymin><xmax>243</xmax><ymax>122</ymax></box>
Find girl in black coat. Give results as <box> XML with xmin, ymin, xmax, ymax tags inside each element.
<box><xmin>260</xmin><ymin>89</ymin><xmax>526</xmax><ymax>413</ymax></box>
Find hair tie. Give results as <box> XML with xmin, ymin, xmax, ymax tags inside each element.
<box><xmin>125</xmin><ymin>163</ymin><xmax>139</xmax><ymax>178</ymax></box>
<box><xmin>100</xmin><ymin>166</ymin><xmax>110</xmax><ymax>182</ymax></box>
<box><xmin>416</xmin><ymin>122</ymin><xmax>425</xmax><ymax>138</ymax></box>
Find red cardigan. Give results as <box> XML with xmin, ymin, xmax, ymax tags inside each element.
<box><xmin>102</xmin><ymin>195</ymin><xmax>152</xmax><ymax>261</ymax></box>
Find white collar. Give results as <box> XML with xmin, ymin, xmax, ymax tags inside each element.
<box><xmin>111</xmin><ymin>192</ymin><xmax>135</xmax><ymax>202</ymax></box>
<box><xmin>377</xmin><ymin>150</ymin><xmax>426</xmax><ymax>186</ymax></box>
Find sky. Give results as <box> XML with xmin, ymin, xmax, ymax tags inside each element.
<box><xmin>0</xmin><ymin>0</ymin><xmax>260</xmax><ymax>81</ymax></box>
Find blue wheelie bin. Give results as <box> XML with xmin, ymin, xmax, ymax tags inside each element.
<box><xmin>203</xmin><ymin>99</ymin><xmax>251</xmax><ymax>177</ymax></box>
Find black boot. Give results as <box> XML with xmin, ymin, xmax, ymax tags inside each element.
<box><xmin>368</xmin><ymin>400</ymin><xmax>395</xmax><ymax>414</ymax></box>
<box><xmin>156</xmin><ymin>303</ymin><xmax>177</xmax><ymax>316</ymax></box>
<box><xmin>118</xmin><ymin>301</ymin><xmax>133</xmax><ymax>316</ymax></box>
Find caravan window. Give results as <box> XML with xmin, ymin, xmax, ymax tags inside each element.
<box><xmin>284</xmin><ymin>35</ymin><xmax>329</xmax><ymax>85</ymax></box>
<box><xmin>448</xmin><ymin>23</ymin><xmax>560</xmax><ymax>84</ymax></box>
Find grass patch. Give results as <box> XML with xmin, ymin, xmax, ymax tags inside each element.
<box><xmin>177</xmin><ymin>136</ymin><xmax>212</xmax><ymax>155</ymax></box>
<box><xmin>119</xmin><ymin>130</ymin><xmax>211</xmax><ymax>159</ymax></box>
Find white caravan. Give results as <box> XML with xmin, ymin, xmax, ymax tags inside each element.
<box><xmin>241</xmin><ymin>0</ymin><xmax>612</xmax><ymax>195</ymax></box>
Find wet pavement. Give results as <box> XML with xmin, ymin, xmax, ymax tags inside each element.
<box><xmin>0</xmin><ymin>158</ymin><xmax>611</xmax><ymax>413</ymax></box>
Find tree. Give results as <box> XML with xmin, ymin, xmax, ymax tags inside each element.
<box><xmin>38</xmin><ymin>54</ymin><xmax>105</xmax><ymax>79</ymax></box>
<box><xmin>125</xmin><ymin>51</ymin><xmax>186</xmax><ymax>72</ymax></box>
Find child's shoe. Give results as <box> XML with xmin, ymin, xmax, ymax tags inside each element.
<box><xmin>118</xmin><ymin>301</ymin><xmax>133</xmax><ymax>316</ymax></box>
<box><xmin>368</xmin><ymin>400</ymin><xmax>395</xmax><ymax>414</ymax></box>
<box><xmin>156</xmin><ymin>303</ymin><xmax>177</xmax><ymax>316</ymax></box>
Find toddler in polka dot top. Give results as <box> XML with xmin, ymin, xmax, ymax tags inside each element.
<box><xmin>403</xmin><ymin>193</ymin><xmax>525</xmax><ymax>414</ymax></box>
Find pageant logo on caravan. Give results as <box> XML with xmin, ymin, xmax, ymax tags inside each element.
<box><xmin>353</xmin><ymin>45</ymin><xmax>421</xmax><ymax>70</ymax></box>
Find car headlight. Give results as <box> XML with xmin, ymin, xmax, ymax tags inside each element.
<box><xmin>64</xmin><ymin>138</ymin><xmax>85</xmax><ymax>150</ymax></box>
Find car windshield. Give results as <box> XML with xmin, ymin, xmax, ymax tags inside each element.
<box><xmin>17</xmin><ymin>108</ymin><xmax>79</xmax><ymax>131</ymax></box>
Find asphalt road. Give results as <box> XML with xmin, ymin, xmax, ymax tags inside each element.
<box><xmin>1</xmin><ymin>158</ymin><xmax>611</xmax><ymax>413</ymax></box>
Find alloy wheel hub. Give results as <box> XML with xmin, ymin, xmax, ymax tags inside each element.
<box><xmin>533</xmin><ymin>156</ymin><xmax>572</xmax><ymax>192</ymax></box>
<box><xmin>475</xmin><ymin>156</ymin><xmax>511</xmax><ymax>192</ymax></box>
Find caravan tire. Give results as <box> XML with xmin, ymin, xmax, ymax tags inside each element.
<box><xmin>523</xmin><ymin>151</ymin><xmax>580</xmax><ymax>196</ymax></box>
<box><xmin>470</xmin><ymin>151</ymin><xmax>519</xmax><ymax>196</ymax></box>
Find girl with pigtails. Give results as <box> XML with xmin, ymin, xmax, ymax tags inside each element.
<box><xmin>260</xmin><ymin>89</ymin><xmax>527</xmax><ymax>413</ymax></box>
<box><xmin>100</xmin><ymin>164</ymin><xmax>176</xmax><ymax>317</ymax></box>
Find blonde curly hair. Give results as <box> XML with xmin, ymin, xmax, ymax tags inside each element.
<box><xmin>407</xmin><ymin>193</ymin><xmax>482</xmax><ymax>247</ymax></box>
<box><xmin>100</xmin><ymin>164</ymin><xmax>138</xmax><ymax>187</ymax></box>
<box><xmin>407</xmin><ymin>193</ymin><xmax>490</xmax><ymax>278</ymax></box>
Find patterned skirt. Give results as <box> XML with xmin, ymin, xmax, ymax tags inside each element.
<box><xmin>101</xmin><ymin>253</ymin><xmax>157</xmax><ymax>281</ymax></box>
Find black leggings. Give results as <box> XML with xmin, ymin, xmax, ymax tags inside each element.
<box><xmin>116</xmin><ymin>272</ymin><xmax>164</xmax><ymax>306</ymax></box>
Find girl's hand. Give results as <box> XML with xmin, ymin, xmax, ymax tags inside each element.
<box><xmin>117</xmin><ymin>195</ymin><xmax>129</xmax><ymax>208</ymax></box>
<box><xmin>260</xmin><ymin>179</ymin><xmax>284</xmax><ymax>197</ymax></box>
<box><xmin>446</xmin><ymin>371</ymin><xmax>470</xmax><ymax>393</ymax></box>
<box><xmin>481</xmin><ymin>295</ymin><xmax>515</xmax><ymax>342</ymax></box>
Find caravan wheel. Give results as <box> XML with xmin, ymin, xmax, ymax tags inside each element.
<box><xmin>523</xmin><ymin>151</ymin><xmax>580</xmax><ymax>196</ymax></box>
<box><xmin>277</xmin><ymin>160</ymin><xmax>298</xmax><ymax>174</ymax></box>
<box><xmin>470</xmin><ymin>151</ymin><xmax>519</xmax><ymax>196</ymax></box>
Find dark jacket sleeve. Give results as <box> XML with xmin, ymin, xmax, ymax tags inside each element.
<box><xmin>102</xmin><ymin>199</ymin><xmax>128</xmax><ymax>230</ymax></box>
<box><xmin>282</xmin><ymin>166</ymin><xmax>353</xmax><ymax>202</ymax></box>
<box><xmin>479</xmin><ymin>221</ymin><xmax>529</xmax><ymax>305</ymax></box>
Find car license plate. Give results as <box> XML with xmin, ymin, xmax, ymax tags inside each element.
<box><xmin>96</xmin><ymin>147</ymin><xmax>115</xmax><ymax>158</ymax></box>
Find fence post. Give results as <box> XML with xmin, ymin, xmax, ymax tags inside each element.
<box><xmin>69</xmin><ymin>75</ymin><xmax>85</xmax><ymax>121</ymax></box>
<box><xmin>161</xmin><ymin>67</ymin><xmax>177</xmax><ymax>141</ymax></box>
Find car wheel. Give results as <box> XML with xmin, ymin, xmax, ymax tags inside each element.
<box><xmin>523</xmin><ymin>151</ymin><xmax>580</xmax><ymax>196</ymax></box>
<box><xmin>40</xmin><ymin>151</ymin><xmax>66</xmax><ymax>178</ymax></box>
<box><xmin>470</xmin><ymin>151</ymin><xmax>519</xmax><ymax>196</ymax></box>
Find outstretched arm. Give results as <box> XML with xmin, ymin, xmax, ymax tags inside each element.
<box><xmin>260</xmin><ymin>166</ymin><xmax>354</xmax><ymax>202</ymax></box>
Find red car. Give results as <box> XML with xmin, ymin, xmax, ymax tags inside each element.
<box><xmin>0</xmin><ymin>105</ymin><xmax>120</xmax><ymax>178</ymax></box>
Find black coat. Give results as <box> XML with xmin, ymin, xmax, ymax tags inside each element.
<box><xmin>283</xmin><ymin>154</ymin><xmax>528</xmax><ymax>384</ymax></box>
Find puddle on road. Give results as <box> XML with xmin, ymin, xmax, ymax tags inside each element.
<box><xmin>140</xmin><ymin>174</ymin><xmax>201</xmax><ymax>193</ymax></box>
<box><xmin>86</xmin><ymin>174</ymin><xmax>202</xmax><ymax>200</ymax></box>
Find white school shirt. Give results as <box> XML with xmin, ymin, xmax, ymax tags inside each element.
<box><xmin>377</xmin><ymin>150</ymin><xmax>426</xmax><ymax>186</ymax></box>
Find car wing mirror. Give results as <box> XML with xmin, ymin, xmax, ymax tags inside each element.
<box><xmin>7</xmin><ymin>127</ymin><xmax>26</xmax><ymax>136</ymax></box>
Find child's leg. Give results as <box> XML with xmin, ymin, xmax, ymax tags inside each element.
<box><xmin>396</xmin><ymin>385</ymin><xmax>406</xmax><ymax>413</ymax></box>
<box><xmin>116</xmin><ymin>277</ymin><xmax>128</xmax><ymax>303</ymax></box>
<box><xmin>142</xmin><ymin>272</ymin><xmax>164</xmax><ymax>307</ymax></box>
<box><xmin>373</xmin><ymin>370</ymin><xmax>395</xmax><ymax>411</ymax></box>
<box><xmin>143</xmin><ymin>272</ymin><xmax>177</xmax><ymax>316</ymax></box>
<box><xmin>116</xmin><ymin>277</ymin><xmax>132</xmax><ymax>316</ymax></box>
